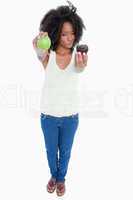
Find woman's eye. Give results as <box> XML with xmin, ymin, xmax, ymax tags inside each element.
<box><xmin>62</xmin><ymin>33</ymin><xmax>67</xmax><ymax>36</ymax></box>
<box><xmin>61</xmin><ymin>32</ymin><xmax>75</xmax><ymax>37</ymax></box>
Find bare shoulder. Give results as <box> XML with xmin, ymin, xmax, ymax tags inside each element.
<box><xmin>42</xmin><ymin>49</ymin><xmax>53</xmax><ymax>70</ymax></box>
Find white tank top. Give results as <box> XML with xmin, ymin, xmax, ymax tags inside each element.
<box><xmin>40</xmin><ymin>49</ymin><xmax>80</xmax><ymax>117</ymax></box>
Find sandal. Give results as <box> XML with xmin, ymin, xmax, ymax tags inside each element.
<box><xmin>46</xmin><ymin>177</ymin><xmax>56</xmax><ymax>193</ymax></box>
<box><xmin>56</xmin><ymin>182</ymin><xmax>66</xmax><ymax>196</ymax></box>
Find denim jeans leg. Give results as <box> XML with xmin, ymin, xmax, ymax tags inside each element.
<box><xmin>57</xmin><ymin>114</ymin><xmax>79</xmax><ymax>182</ymax></box>
<box><xmin>40</xmin><ymin>113</ymin><xmax>59</xmax><ymax>179</ymax></box>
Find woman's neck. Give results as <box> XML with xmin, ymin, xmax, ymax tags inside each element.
<box><xmin>56</xmin><ymin>46</ymin><xmax>71</xmax><ymax>56</ymax></box>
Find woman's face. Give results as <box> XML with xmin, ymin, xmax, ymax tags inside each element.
<box><xmin>58</xmin><ymin>22</ymin><xmax>75</xmax><ymax>49</ymax></box>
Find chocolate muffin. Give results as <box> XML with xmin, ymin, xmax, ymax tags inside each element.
<box><xmin>76</xmin><ymin>44</ymin><xmax>88</xmax><ymax>53</ymax></box>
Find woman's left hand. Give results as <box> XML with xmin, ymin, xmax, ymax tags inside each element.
<box><xmin>75</xmin><ymin>52</ymin><xmax>88</xmax><ymax>68</ymax></box>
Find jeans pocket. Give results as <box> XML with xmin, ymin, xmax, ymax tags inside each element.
<box><xmin>72</xmin><ymin>114</ymin><xmax>79</xmax><ymax>122</ymax></box>
<box><xmin>40</xmin><ymin>113</ymin><xmax>47</xmax><ymax>120</ymax></box>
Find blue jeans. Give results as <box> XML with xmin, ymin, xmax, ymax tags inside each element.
<box><xmin>40</xmin><ymin>112</ymin><xmax>79</xmax><ymax>182</ymax></box>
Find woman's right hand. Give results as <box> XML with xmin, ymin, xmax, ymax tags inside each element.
<box><xmin>32</xmin><ymin>31</ymin><xmax>48</xmax><ymax>49</ymax></box>
<box><xmin>32</xmin><ymin>32</ymin><xmax>50</xmax><ymax>64</ymax></box>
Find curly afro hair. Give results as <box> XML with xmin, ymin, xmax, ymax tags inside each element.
<box><xmin>39</xmin><ymin>1</ymin><xmax>86</xmax><ymax>52</ymax></box>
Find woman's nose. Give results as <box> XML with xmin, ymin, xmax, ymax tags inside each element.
<box><xmin>68</xmin><ymin>36</ymin><xmax>73</xmax><ymax>41</ymax></box>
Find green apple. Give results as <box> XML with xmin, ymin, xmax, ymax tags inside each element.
<box><xmin>37</xmin><ymin>36</ymin><xmax>51</xmax><ymax>49</ymax></box>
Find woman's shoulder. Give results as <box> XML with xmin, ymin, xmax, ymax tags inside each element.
<box><xmin>43</xmin><ymin>49</ymin><xmax>55</xmax><ymax>69</ymax></box>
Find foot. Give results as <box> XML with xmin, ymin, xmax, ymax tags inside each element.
<box><xmin>46</xmin><ymin>177</ymin><xmax>56</xmax><ymax>193</ymax></box>
<box><xmin>56</xmin><ymin>181</ymin><xmax>66</xmax><ymax>196</ymax></box>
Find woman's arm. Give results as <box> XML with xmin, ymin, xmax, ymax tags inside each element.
<box><xmin>32</xmin><ymin>32</ymin><xmax>50</xmax><ymax>69</ymax></box>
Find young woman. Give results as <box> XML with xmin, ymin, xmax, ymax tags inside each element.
<box><xmin>33</xmin><ymin>1</ymin><xmax>88</xmax><ymax>196</ymax></box>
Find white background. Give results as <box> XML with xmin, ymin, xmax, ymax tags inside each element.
<box><xmin>0</xmin><ymin>0</ymin><xmax>133</xmax><ymax>199</ymax></box>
